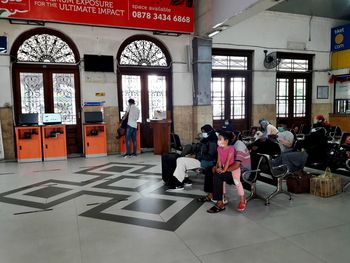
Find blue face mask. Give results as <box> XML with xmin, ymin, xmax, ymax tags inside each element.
<box><xmin>202</xmin><ymin>132</ymin><xmax>208</xmax><ymax>138</ymax></box>
<box><xmin>278</xmin><ymin>127</ymin><xmax>285</xmax><ymax>132</ymax></box>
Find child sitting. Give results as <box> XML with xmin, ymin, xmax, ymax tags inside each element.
<box><xmin>207</xmin><ymin>131</ymin><xmax>246</xmax><ymax>213</ymax></box>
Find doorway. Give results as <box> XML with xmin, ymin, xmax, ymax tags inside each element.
<box><xmin>11</xmin><ymin>28</ymin><xmax>82</xmax><ymax>154</ymax></box>
<box><xmin>275</xmin><ymin>53</ymin><xmax>313</xmax><ymax>128</ymax></box>
<box><xmin>117</xmin><ymin>35</ymin><xmax>172</xmax><ymax>148</ymax></box>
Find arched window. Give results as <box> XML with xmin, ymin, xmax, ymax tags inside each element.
<box><xmin>16</xmin><ymin>34</ymin><xmax>76</xmax><ymax>63</ymax></box>
<box><xmin>119</xmin><ymin>39</ymin><xmax>168</xmax><ymax>67</ymax></box>
<box><xmin>117</xmin><ymin>35</ymin><xmax>172</xmax><ymax>148</ymax></box>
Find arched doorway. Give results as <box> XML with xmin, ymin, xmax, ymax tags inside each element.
<box><xmin>117</xmin><ymin>35</ymin><xmax>172</xmax><ymax>148</ymax></box>
<box><xmin>11</xmin><ymin>28</ymin><xmax>82</xmax><ymax>154</ymax></box>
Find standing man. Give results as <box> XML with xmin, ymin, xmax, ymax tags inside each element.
<box><xmin>123</xmin><ymin>98</ymin><xmax>140</xmax><ymax>157</ymax></box>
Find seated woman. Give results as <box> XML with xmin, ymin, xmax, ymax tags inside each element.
<box><xmin>168</xmin><ymin>124</ymin><xmax>217</xmax><ymax>190</ymax></box>
<box><xmin>259</xmin><ymin>118</ymin><xmax>278</xmax><ymax>140</ymax></box>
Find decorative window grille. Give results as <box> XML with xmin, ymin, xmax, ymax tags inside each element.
<box><xmin>17</xmin><ymin>34</ymin><xmax>76</xmax><ymax>63</ymax></box>
<box><xmin>53</xmin><ymin>73</ymin><xmax>77</xmax><ymax>124</ymax></box>
<box><xmin>20</xmin><ymin>72</ymin><xmax>45</xmax><ymax>121</ymax></box>
<box><xmin>119</xmin><ymin>40</ymin><xmax>168</xmax><ymax>67</ymax></box>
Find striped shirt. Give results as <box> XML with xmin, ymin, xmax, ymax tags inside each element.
<box><xmin>233</xmin><ymin>140</ymin><xmax>251</xmax><ymax>173</ymax></box>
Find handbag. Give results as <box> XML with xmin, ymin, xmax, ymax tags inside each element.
<box><xmin>116</xmin><ymin>114</ymin><xmax>129</xmax><ymax>139</ymax></box>
<box><xmin>286</xmin><ymin>170</ymin><xmax>311</xmax><ymax>194</ymax></box>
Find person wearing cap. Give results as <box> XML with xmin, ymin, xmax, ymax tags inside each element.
<box><xmin>259</xmin><ymin>119</ymin><xmax>278</xmax><ymax>140</ymax></box>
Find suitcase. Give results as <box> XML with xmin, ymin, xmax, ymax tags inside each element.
<box><xmin>161</xmin><ymin>153</ymin><xmax>180</xmax><ymax>185</ymax></box>
<box><xmin>286</xmin><ymin>170</ymin><xmax>311</xmax><ymax>194</ymax></box>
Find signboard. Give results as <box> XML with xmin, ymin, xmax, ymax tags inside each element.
<box><xmin>335</xmin><ymin>81</ymin><xmax>350</xmax><ymax>100</ymax></box>
<box><xmin>331</xmin><ymin>24</ymin><xmax>350</xmax><ymax>52</ymax></box>
<box><xmin>0</xmin><ymin>0</ymin><xmax>194</xmax><ymax>33</ymax></box>
<box><xmin>0</xmin><ymin>36</ymin><xmax>7</xmax><ymax>53</ymax></box>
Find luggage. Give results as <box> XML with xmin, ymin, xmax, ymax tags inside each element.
<box><xmin>310</xmin><ymin>175</ymin><xmax>342</xmax><ymax>197</ymax></box>
<box><xmin>286</xmin><ymin>170</ymin><xmax>311</xmax><ymax>194</ymax></box>
<box><xmin>161</xmin><ymin>153</ymin><xmax>180</xmax><ymax>185</ymax></box>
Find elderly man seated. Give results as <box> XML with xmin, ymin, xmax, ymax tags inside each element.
<box><xmin>272</xmin><ymin>120</ymin><xmax>308</xmax><ymax>173</ymax></box>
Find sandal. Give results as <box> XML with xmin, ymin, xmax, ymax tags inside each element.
<box><xmin>207</xmin><ymin>205</ymin><xmax>225</xmax><ymax>213</ymax></box>
<box><xmin>197</xmin><ymin>196</ymin><xmax>211</xmax><ymax>202</ymax></box>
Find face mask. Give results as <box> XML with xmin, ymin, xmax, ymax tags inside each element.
<box><xmin>217</xmin><ymin>140</ymin><xmax>224</xmax><ymax>147</ymax></box>
<box><xmin>278</xmin><ymin>127</ymin><xmax>285</xmax><ymax>132</ymax></box>
<box><xmin>202</xmin><ymin>132</ymin><xmax>208</xmax><ymax>138</ymax></box>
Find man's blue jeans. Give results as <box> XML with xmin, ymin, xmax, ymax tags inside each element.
<box><xmin>125</xmin><ymin>125</ymin><xmax>137</xmax><ymax>155</ymax></box>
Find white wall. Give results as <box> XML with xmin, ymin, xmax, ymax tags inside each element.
<box><xmin>0</xmin><ymin>55</ymin><xmax>11</xmax><ymax>107</ymax></box>
<box><xmin>213</xmin><ymin>11</ymin><xmax>347</xmax><ymax>106</ymax></box>
<box><xmin>0</xmin><ymin>20</ymin><xmax>193</xmax><ymax>109</ymax></box>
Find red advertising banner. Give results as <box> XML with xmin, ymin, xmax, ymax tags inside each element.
<box><xmin>0</xmin><ymin>0</ymin><xmax>194</xmax><ymax>33</ymax></box>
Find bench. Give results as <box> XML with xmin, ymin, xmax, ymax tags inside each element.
<box><xmin>244</xmin><ymin>153</ymin><xmax>292</xmax><ymax>205</ymax></box>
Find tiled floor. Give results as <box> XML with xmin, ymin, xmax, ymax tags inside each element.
<box><xmin>0</xmin><ymin>153</ymin><xmax>350</xmax><ymax>263</ymax></box>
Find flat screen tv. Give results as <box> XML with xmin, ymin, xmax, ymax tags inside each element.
<box><xmin>84</xmin><ymin>54</ymin><xmax>114</xmax><ymax>72</ymax></box>
<box><xmin>18</xmin><ymin>113</ymin><xmax>39</xmax><ymax>126</ymax></box>
<box><xmin>84</xmin><ymin>111</ymin><xmax>103</xmax><ymax>123</ymax></box>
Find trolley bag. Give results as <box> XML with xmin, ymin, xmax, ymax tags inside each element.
<box><xmin>161</xmin><ymin>153</ymin><xmax>180</xmax><ymax>185</ymax></box>
<box><xmin>286</xmin><ymin>170</ymin><xmax>311</xmax><ymax>194</ymax></box>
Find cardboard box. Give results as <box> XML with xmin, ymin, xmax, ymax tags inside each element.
<box><xmin>310</xmin><ymin>176</ymin><xmax>342</xmax><ymax>197</ymax></box>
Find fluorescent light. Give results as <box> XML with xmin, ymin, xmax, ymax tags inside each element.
<box><xmin>208</xmin><ymin>30</ymin><xmax>221</xmax><ymax>38</ymax></box>
<box><xmin>213</xmin><ymin>22</ymin><xmax>224</xmax><ymax>29</ymax></box>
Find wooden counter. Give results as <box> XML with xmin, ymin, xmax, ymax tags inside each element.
<box><xmin>150</xmin><ymin>120</ymin><xmax>171</xmax><ymax>155</ymax></box>
<box><xmin>329</xmin><ymin>114</ymin><xmax>350</xmax><ymax>132</ymax></box>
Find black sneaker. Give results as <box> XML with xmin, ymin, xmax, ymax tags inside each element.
<box><xmin>183</xmin><ymin>178</ymin><xmax>192</xmax><ymax>186</ymax></box>
<box><xmin>167</xmin><ymin>183</ymin><xmax>184</xmax><ymax>191</ymax></box>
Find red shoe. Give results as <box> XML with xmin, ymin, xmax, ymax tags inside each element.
<box><xmin>237</xmin><ymin>201</ymin><xmax>246</xmax><ymax>212</ymax></box>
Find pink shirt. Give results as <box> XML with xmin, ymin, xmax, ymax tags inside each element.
<box><xmin>217</xmin><ymin>146</ymin><xmax>235</xmax><ymax>167</ymax></box>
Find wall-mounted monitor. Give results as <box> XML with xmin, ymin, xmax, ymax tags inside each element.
<box><xmin>84</xmin><ymin>54</ymin><xmax>114</xmax><ymax>72</ymax></box>
<box><xmin>0</xmin><ymin>36</ymin><xmax>7</xmax><ymax>54</ymax></box>
<box><xmin>18</xmin><ymin>113</ymin><xmax>39</xmax><ymax>126</ymax></box>
<box><xmin>84</xmin><ymin>111</ymin><xmax>103</xmax><ymax>123</ymax></box>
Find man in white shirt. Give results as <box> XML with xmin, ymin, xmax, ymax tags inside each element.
<box><xmin>123</xmin><ymin>98</ymin><xmax>140</xmax><ymax>157</ymax></box>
